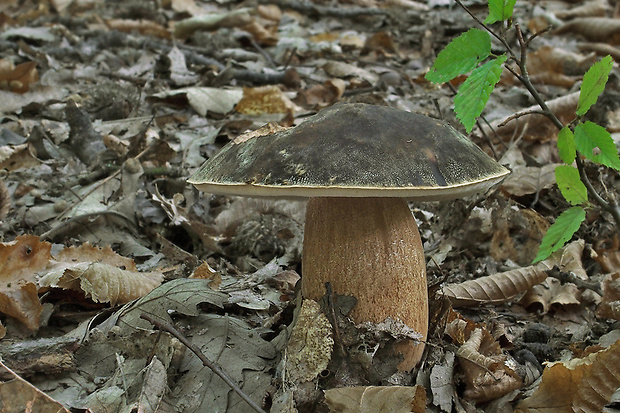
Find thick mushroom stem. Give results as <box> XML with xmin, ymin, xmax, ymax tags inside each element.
<box><xmin>302</xmin><ymin>197</ymin><xmax>428</xmax><ymax>371</ymax></box>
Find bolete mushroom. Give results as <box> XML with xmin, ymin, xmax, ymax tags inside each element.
<box><xmin>188</xmin><ymin>103</ymin><xmax>509</xmax><ymax>370</ymax></box>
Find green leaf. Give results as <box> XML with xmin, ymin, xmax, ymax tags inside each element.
<box><xmin>577</xmin><ymin>55</ymin><xmax>613</xmax><ymax>116</ymax></box>
<box><xmin>533</xmin><ymin>206</ymin><xmax>585</xmax><ymax>263</ymax></box>
<box><xmin>425</xmin><ymin>28</ymin><xmax>492</xmax><ymax>83</ymax></box>
<box><xmin>555</xmin><ymin>165</ymin><xmax>588</xmax><ymax>205</ymax></box>
<box><xmin>484</xmin><ymin>0</ymin><xmax>517</xmax><ymax>24</ymax></box>
<box><xmin>454</xmin><ymin>54</ymin><xmax>508</xmax><ymax>133</ymax></box>
<box><xmin>557</xmin><ymin>126</ymin><xmax>576</xmax><ymax>164</ymax></box>
<box><xmin>574</xmin><ymin>121</ymin><xmax>620</xmax><ymax>170</ymax></box>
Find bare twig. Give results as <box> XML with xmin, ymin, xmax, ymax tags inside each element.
<box><xmin>497</xmin><ymin>109</ymin><xmax>546</xmax><ymax>128</ymax></box>
<box><xmin>140</xmin><ymin>313</ymin><xmax>267</xmax><ymax>413</ymax></box>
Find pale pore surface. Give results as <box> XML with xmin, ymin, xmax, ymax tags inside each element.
<box><xmin>302</xmin><ymin>197</ymin><xmax>428</xmax><ymax>370</ymax></box>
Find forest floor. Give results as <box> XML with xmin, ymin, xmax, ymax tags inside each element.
<box><xmin>0</xmin><ymin>0</ymin><xmax>619</xmax><ymax>412</ymax></box>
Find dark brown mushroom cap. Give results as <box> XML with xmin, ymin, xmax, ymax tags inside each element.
<box><xmin>188</xmin><ymin>103</ymin><xmax>510</xmax><ymax>200</ymax></box>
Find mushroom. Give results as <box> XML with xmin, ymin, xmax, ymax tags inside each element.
<box><xmin>188</xmin><ymin>103</ymin><xmax>509</xmax><ymax>370</ymax></box>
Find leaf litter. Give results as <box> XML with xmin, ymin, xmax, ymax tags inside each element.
<box><xmin>0</xmin><ymin>0</ymin><xmax>619</xmax><ymax>411</ymax></box>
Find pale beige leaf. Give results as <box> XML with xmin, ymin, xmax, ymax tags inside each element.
<box><xmin>515</xmin><ymin>339</ymin><xmax>620</xmax><ymax>412</ymax></box>
<box><xmin>555</xmin><ymin>0</ymin><xmax>609</xmax><ymax>20</ymax></box>
<box><xmin>519</xmin><ymin>277</ymin><xmax>581</xmax><ymax>313</ymax></box>
<box><xmin>554</xmin><ymin>17</ymin><xmax>620</xmax><ymax>43</ymax></box>
<box><xmin>322</xmin><ymin>60</ymin><xmax>379</xmax><ymax>84</ymax></box>
<box><xmin>38</xmin><ymin>262</ymin><xmax>163</xmax><ymax>306</ymax></box>
<box><xmin>325</xmin><ymin>385</ymin><xmax>426</xmax><ymax>413</ymax></box>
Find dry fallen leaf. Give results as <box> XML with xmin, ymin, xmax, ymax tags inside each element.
<box><xmin>597</xmin><ymin>272</ymin><xmax>620</xmax><ymax>321</ymax></box>
<box><xmin>0</xmin><ymin>360</ymin><xmax>70</xmax><ymax>413</ymax></box>
<box><xmin>0</xmin><ymin>60</ymin><xmax>38</xmax><ymax>93</ymax></box>
<box><xmin>0</xmin><ymin>144</ymin><xmax>41</xmax><ymax>171</ymax></box>
<box><xmin>442</xmin><ymin>240</ymin><xmax>584</xmax><ymax>307</ymax></box>
<box><xmin>520</xmin><ymin>277</ymin><xmax>582</xmax><ymax>313</ymax></box>
<box><xmin>298</xmin><ymin>79</ymin><xmax>346</xmax><ymax>109</ymax></box>
<box><xmin>37</xmin><ymin>243</ymin><xmax>163</xmax><ymax>306</ymax></box>
<box><xmin>515</xmin><ymin>339</ymin><xmax>620</xmax><ymax>412</ymax></box>
<box><xmin>444</xmin><ymin>310</ymin><xmax>522</xmax><ymax>402</ymax></box>
<box><xmin>325</xmin><ymin>385</ymin><xmax>426</xmax><ymax>413</ymax></box>
<box><xmin>0</xmin><ymin>235</ymin><xmax>51</xmax><ymax>330</ymax></box>
<box><xmin>554</xmin><ymin>17</ymin><xmax>620</xmax><ymax>44</ymax></box>
<box><xmin>555</xmin><ymin>0</ymin><xmax>609</xmax><ymax>19</ymax></box>
<box><xmin>594</xmin><ymin>236</ymin><xmax>620</xmax><ymax>273</ymax></box>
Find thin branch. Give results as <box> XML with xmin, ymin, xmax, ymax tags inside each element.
<box><xmin>497</xmin><ymin>109</ymin><xmax>546</xmax><ymax>128</ymax></box>
<box><xmin>140</xmin><ymin>313</ymin><xmax>267</xmax><ymax>413</ymax></box>
<box><xmin>525</xmin><ymin>25</ymin><xmax>552</xmax><ymax>46</ymax></box>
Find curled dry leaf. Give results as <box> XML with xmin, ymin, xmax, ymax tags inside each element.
<box><xmin>597</xmin><ymin>272</ymin><xmax>620</xmax><ymax>320</ymax></box>
<box><xmin>442</xmin><ymin>240</ymin><xmax>585</xmax><ymax>307</ymax></box>
<box><xmin>0</xmin><ymin>60</ymin><xmax>38</xmax><ymax>93</ymax></box>
<box><xmin>0</xmin><ymin>235</ymin><xmax>52</xmax><ymax>330</ymax></box>
<box><xmin>444</xmin><ymin>310</ymin><xmax>522</xmax><ymax>402</ymax></box>
<box><xmin>515</xmin><ymin>339</ymin><xmax>620</xmax><ymax>412</ymax></box>
<box><xmin>324</xmin><ymin>385</ymin><xmax>426</xmax><ymax>413</ymax></box>
<box><xmin>554</xmin><ymin>17</ymin><xmax>620</xmax><ymax>44</ymax></box>
<box><xmin>37</xmin><ymin>243</ymin><xmax>163</xmax><ymax>306</ymax></box>
<box><xmin>520</xmin><ymin>277</ymin><xmax>581</xmax><ymax>313</ymax></box>
<box><xmin>284</xmin><ymin>299</ymin><xmax>333</xmax><ymax>383</ymax></box>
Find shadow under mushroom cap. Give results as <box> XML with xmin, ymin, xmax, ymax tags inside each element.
<box><xmin>189</xmin><ymin>103</ymin><xmax>510</xmax><ymax>200</ymax></box>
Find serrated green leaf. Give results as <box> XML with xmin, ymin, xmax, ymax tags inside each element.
<box><xmin>555</xmin><ymin>165</ymin><xmax>588</xmax><ymax>205</ymax></box>
<box><xmin>425</xmin><ymin>28</ymin><xmax>491</xmax><ymax>83</ymax></box>
<box><xmin>484</xmin><ymin>0</ymin><xmax>517</xmax><ymax>24</ymax></box>
<box><xmin>577</xmin><ymin>55</ymin><xmax>613</xmax><ymax>116</ymax></box>
<box><xmin>574</xmin><ymin>121</ymin><xmax>620</xmax><ymax>170</ymax></box>
<box><xmin>454</xmin><ymin>54</ymin><xmax>508</xmax><ymax>133</ymax></box>
<box><xmin>533</xmin><ymin>206</ymin><xmax>585</xmax><ymax>263</ymax></box>
<box><xmin>557</xmin><ymin>126</ymin><xmax>576</xmax><ymax>164</ymax></box>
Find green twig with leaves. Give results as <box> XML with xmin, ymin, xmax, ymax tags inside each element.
<box><xmin>426</xmin><ymin>0</ymin><xmax>620</xmax><ymax>263</ymax></box>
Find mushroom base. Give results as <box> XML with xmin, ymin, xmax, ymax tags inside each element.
<box><xmin>302</xmin><ymin>197</ymin><xmax>428</xmax><ymax>371</ymax></box>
